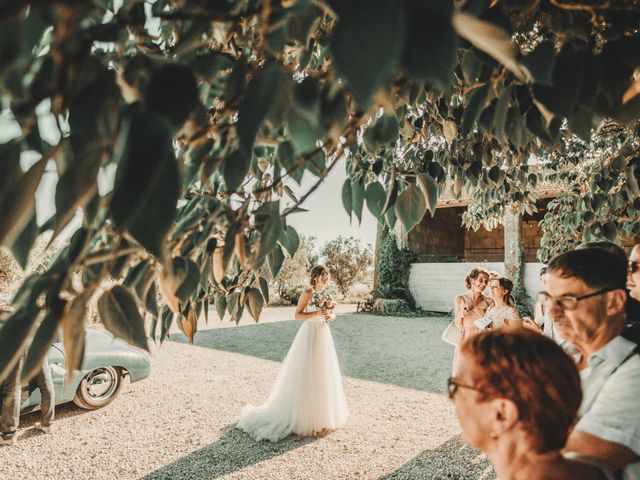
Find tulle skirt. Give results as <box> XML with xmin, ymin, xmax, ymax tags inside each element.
<box><xmin>237</xmin><ymin>318</ymin><xmax>349</xmax><ymax>442</ymax></box>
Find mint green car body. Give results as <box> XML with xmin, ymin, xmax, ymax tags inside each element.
<box><xmin>21</xmin><ymin>329</ymin><xmax>151</xmax><ymax>412</ymax></box>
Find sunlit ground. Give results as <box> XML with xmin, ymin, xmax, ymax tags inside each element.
<box><xmin>0</xmin><ymin>307</ymin><xmax>494</xmax><ymax>480</ymax></box>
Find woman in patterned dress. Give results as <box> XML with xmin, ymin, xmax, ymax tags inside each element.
<box><xmin>452</xmin><ymin>267</ymin><xmax>494</xmax><ymax>375</ymax></box>
<box><xmin>484</xmin><ymin>277</ymin><xmax>523</xmax><ymax>330</ymax></box>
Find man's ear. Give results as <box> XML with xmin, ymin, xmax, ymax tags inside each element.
<box><xmin>492</xmin><ymin>398</ymin><xmax>519</xmax><ymax>435</ymax></box>
<box><xmin>605</xmin><ymin>289</ymin><xmax>627</xmax><ymax>316</ymax></box>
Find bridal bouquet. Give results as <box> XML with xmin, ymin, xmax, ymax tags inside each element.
<box><xmin>313</xmin><ymin>291</ymin><xmax>335</xmax><ymax>312</ymax></box>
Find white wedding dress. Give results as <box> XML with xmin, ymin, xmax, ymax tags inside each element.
<box><xmin>237</xmin><ymin>292</ymin><xmax>349</xmax><ymax>442</ymax></box>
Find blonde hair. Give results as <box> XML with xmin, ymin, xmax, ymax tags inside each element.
<box><xmin>310</xmin><ymin>265</ymin><xmax>329</xmax><ymax>288</ymax></box>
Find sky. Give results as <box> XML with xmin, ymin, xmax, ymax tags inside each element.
<box><xmin>285</xmin><ymin>158</ymin><xmax>377</xmax><ymax>248</ymax></box>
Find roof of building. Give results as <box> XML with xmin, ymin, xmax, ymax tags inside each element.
<box><xmin>436</xmin><ymin>179</ymin><xmax>562</xmax><ymax>208</ymax></box>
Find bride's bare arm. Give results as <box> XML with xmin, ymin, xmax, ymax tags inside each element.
<box><xmin>294</xmin><ymin>290</ymin><xmax>322</xmax><ymax>320</ymax></box>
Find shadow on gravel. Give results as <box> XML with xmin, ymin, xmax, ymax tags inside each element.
<box><xmin>139</xmin><ymin>425</ymin><xmax>315</xmax><ymax>480</ymax></box>
<box><xmin>378</xmin><ymin>435</ymin><xmax>495</xmax><ymax>480</ymax></box>
<box><xmin>169</xmin><ymin>314</ymin><xmax>454</xmax><ymax>395</ymax></box>
<box><xmin>19</xmin><ymin>400</ymin><xmax>93</xmax><ymax>430</ymax></box>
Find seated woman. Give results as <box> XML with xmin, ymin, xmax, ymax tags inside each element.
<box><xmin>450</xmin><ymin>329</ymin><xmax>613</xmax><ymax>480</ymax></box>
<box><xmin>484</xmin><ymin>277</ymin><xmax>522</xmax><ymax>329</ymax></box>
<box><xmin>452</xmin><ymin>267</ymin><xmax>493</xmax><ymax>374</ymax></box>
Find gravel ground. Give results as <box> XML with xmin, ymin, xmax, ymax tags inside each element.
<box><xmin>0</xmin><ymin>307</ymin><xmax>495</xmax><ymax>480</ymax></box>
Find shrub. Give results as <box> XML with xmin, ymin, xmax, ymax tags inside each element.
<box><xmin>372</xmin><ymin>298</ymin><xmax>411</xmax><ymax>315</ymax></box>
<box><xmin>375</xmin><ymin>233</ymin><xmax>416</xmax><ymax>309</ymax></box>
<box><xmin>279</xmin><ymin>282</ymin><xmax>308</xmax><ymax>305</ymax></box>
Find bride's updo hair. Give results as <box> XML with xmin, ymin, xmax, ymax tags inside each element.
<box><xmin>465</xmin><ymin>267</ymin><xmax>490</xmax><ymax>289</ymax></box>
<box><xmin>310</xmin><ymin>265</ymin><xmax>329</xmax><ymax>288</ymax></box>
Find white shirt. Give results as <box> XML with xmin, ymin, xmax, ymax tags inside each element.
<box><xmin>576</xmin><ymin>335</ymin><xmax>640</xmax><ymax>480</ymax></box>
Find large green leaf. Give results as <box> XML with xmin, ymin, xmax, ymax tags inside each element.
<box><xmin>174</xmin><ymin>258</ymin><xmax>201</xmax><ymax>304</ymax></box>
<box><xmin>452</xmin><ymin>12</ymin><xmax>526</xmax><ymax>82</ymax></box>
<box><xmin>0</xmin><ymin>18</ymin><xmax>18</xmax><ymax>70</ymax></box>
<box><xmin>62</xmin><ymin>287</ymin><xmax>95</xmax><ymax>378</ymax></box>
<box><xmin>533</xmin><ymin>44</ymin><xmax>584</xmax><ymax>119</ymax></box>
<box><xmin>111</xmin><ymin>112</ymin><xmax>179</xmax><ymax>261</ymax></box>
<box><xmin>223</xmin><ymin>149</ymin><xmax>251</xmax><ymax>193</ymax></box>
<box><xmin>385</xmin><ymin>205</ymin><xmax>397</xmax><ymax>230</ymax></box>
<box><xmin>159</xmin><ymin>305</ymin><xmax>174</xmax><ymax>343</ymax></box>
<box><xmin>145</xmin><ymin>63</ymin><xmax>199</xmax><ymax>129</ymax></box>
<box><xmin>371</xmin><ymin>114</ymin><xmax>399</xmax><ymax>145</ymax></box>
<box><xmin>0</xmin><ymin>154</ymin><xmax>48</xmax><ymax>248</ymax></box>
<box><xmin>10</xmin><ymin>213</ymin><xmax>38</xmax><ymax>269</ymax></box>
<box><xmin>236</xmin><ymin>63</ymin><xmax>286</xmax><ymax>153</ymax></box>
<box><xmin>0</xmin><ymin>306</ymin><xmax>40</xmax><ymax>382</ymax></box>
<box><xmin>521</xmin><ymin>40</ymin><xmax>555</xmax><ymax>86</ymax></box>
<box><xmin>493</xmin><ymin>86</ymin><xmax>512</xmax><ymax>143</ymax></box>
<box><xmin>253</xmin><ymin>201</ymin><xmax>284</xmax><ymax>266</ymax></box>
<box><xmin>22</xmin><ymin>298</ymin><xmax>66</xmax><ymax>382</ymax></box>
<box><xmin>394</xmin><ymin>184</ymin><xmax>426</xmax><ymax>232</ymax></box>
<box><xmin>268</xmin><ymin>244</ymin><xmax>285</xmax><ymax>278</ymax></box>
<box><xmin>258</xmin><ymin>276</ymin><xmax>270</xmax><ymax>304</ymax></box>
<box><xmin>97</xmin><ymin>285</ymin><xmax>149</xmax><ymax>351</ymax></box>
<box><xmin>365</xmin><ymin>181</ymin><xmax>386</xmax><ymax>220</ymax></box>
<box><xmin>331</xmin><ymin>0</ymin><xmax>406</xmax><ymax>107</ymax></box>
<box><xmin>277</xmin><ymin>141</ymin><xmax>296</xmax><ymax>171</ymax></box>
<box><xmin>417</xmin><ymin>173</ymin><xmax>438</xmax><ymax>217</ymax></box>
<box><xmin>57</xmin><ymin>66</ymin><xmax>120</xmax><ymax>235</ymax></box>
<box><xmin>400</xmin><ymin>1</ymin><xmax>456</xmax><ymax>90</ymax></box>
<box><xmin>341</xmin><ymin>179</ymin><xmax>352</xmax><ymax>218</ymax></box>
<box><xmin>461</xmin><ymin>83</ymin><xmax>491</xmax><ymax>136</ymax></box>
<box><xmin>215</xmin><ymin>293</ymin><xmax>227</xmax><ymax>321</ymax></box>
<box><xmin>247</xmin><ymin>288</ymin><xmax>264</xmax><ymax>322</ymax></box>
<box><xmin>351</xmin><ymin>179</ymin><xmax>365</xmax><ymax>223</ymax></box>
<box><xmin>0</xmin><ymin>141</ymin><xmax>23</xmax><ymax>205</ymax></box>
<box><xmin>285</xmin><ymin>225</ymin><xmax>300</xmax><ymax>257</ymax></box>
<box><xmin>287</xmin><ymin>78</ymin><xmax>325</xmax><ymax>152</ymax></box>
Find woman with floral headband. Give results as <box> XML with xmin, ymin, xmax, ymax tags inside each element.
<box><xmin>237</xmin><ymin>265</ymin><xmax>349</xmax><ymax>442</ymax></box>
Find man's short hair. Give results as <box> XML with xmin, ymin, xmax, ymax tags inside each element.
<box><xmin>578</xmin><ymin>241</ymin><xmax>627</xmax><ymax>263</ymax></box>
<box><xmin>548</xmin><ymin>247</ymin><xmax>627</xmax><ymax>291</ymax></box>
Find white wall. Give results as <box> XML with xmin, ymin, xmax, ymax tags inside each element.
<box><xmin>409</xmin><ymin>262</ymin><xmax>544</xmax><ymax>312</ymax></box>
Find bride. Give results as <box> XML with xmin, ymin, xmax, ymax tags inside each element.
<box><xmin>237</xmin><ymin>265</ymin><xmax>349</xmax><ymax>442</ymax></box>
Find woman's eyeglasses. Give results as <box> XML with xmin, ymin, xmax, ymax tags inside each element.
<box><xmin>447</xmin><ymin>376</ymin><xmax>479</xmax><ymax>399</ymax></box>
<box><xmin>629</xmin><ymin>261</ymin><xmax>639</xmax><ymax>274</ymax></box>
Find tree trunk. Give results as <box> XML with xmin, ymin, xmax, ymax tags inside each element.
<box><xmin>373</xmin><ymin>222</ymin><xmax>387</xmax><ymax>293</ymax></box>
<box><xmin>504</xmin><ymin>207</ymin><xmax>526</xmax><ymax>306</ymax></box>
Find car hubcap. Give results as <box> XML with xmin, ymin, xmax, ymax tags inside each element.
<box><xmin>85</xmin><ymin>367</ymin><xmax>118</xmax><ymax>400</ymax></box>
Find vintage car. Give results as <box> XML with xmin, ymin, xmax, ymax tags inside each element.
<box><xmin>20</xmin><ymin>329</ymin><xmax>151</xmax><ymax>412</ymax></box>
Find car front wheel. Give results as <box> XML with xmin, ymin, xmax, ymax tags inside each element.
<box><xmin>73</xmin><ymin>367</ymin><xmax>124</xmax><ymax>410</ymax></box>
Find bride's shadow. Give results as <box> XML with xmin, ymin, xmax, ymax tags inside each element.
<box><xmin>140</xmin><ymin>424</ymin><xmax>316</xmax><ymax>479</ymax></box>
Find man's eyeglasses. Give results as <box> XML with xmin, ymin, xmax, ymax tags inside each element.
<box><xmin>447</xmin><ymin>376</ymin><xmax>479</xmax><ymax>399</ymax></box>
<box><xmin>629</xmin><ymin>261</ymin><xmax>639</xmax><ymax>274</ymax></box>
<box><xmin>537</xmin><ymin>287</ymin><xmax>618</xmax><ymax>311</ymax></box>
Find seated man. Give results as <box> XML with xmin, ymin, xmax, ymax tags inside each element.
<box><xmin>543</xmin><ymin>248</ymin><xmax>640</xmax><ymax>479</ymax></box>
